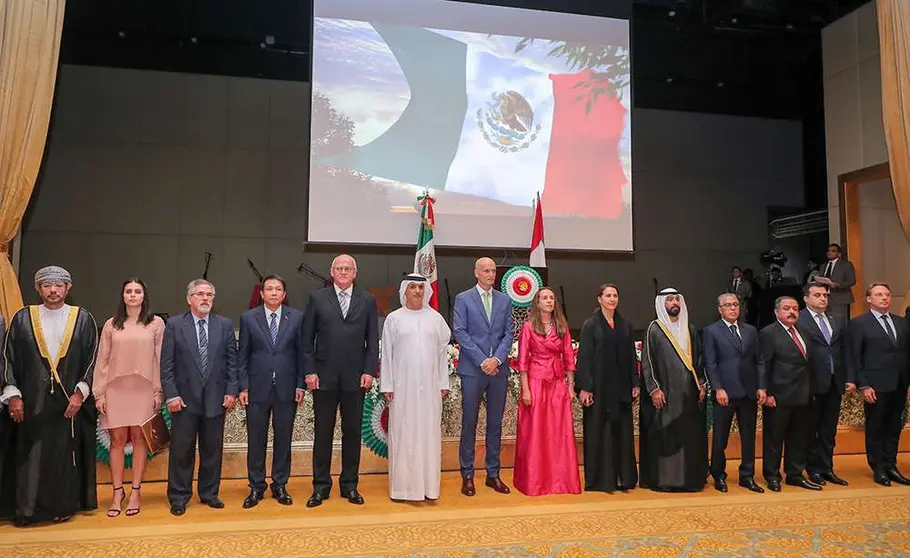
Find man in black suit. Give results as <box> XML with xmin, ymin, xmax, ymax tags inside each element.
<box><xmin>161</xmin><ymin>279</ymin><xmax>238</xmax><ymax>516</ymax></box>
<box><xmin>849</xmin><ymin>282</ymin><xmax>910</xmax><ymax>486</ymax></box>
<box><xmin>704</xmin><ymin>293</ymin><xmax>765</xmax><ymax>493</ymax></box>
<box><xmin>759</xmin><ymin>296</ymin><xmax>820</xmax><ymax>492</ymax></box>
<box><xmin>238</xmin><ymin>275</ymin><xmax>305</xmax><ymax>508</ymax></box>
<box><xmin>799</xmin><ymin>282</ymin><xmax>853</xmax><ymax>486</ymax></box>
<box><xmin>302</xmin><ymin>254</ymin><xmax>379</xmax><ymax>507</ymax></box>
<box><xmin>815</xmin><ymin>243</ymin><xmax>856</xmax><ymax>319</ymax></box>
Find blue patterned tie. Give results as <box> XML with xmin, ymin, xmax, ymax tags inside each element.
<box><xmin>198</xmin><ymin>319</ymin><xmax>209</xmax><ymax>374</ymax></box>
<box><xmin>816</xmin><ymin>313</ymin><xmax>831</xmax><ymax>344</ymax></box>
<box><xmin>269</xmin><ymin>312</ymin><xmax>278</xmax><ymax>346</ymax></box>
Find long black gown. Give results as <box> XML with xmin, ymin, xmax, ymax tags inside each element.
<box><xmin>3</xmin><ymin>306</ymin><xmax>99</xmax><ymax>524</ymax></box>
<box><xmin>0</xmin><ymin>315</ymin><xmax>15</xmax><ymax>518</ymax></box>
<box><xmin>575</xmin><ymin>310</ymin><xmax>639</xmax><ymax>492</ymax></box>
<box><xmin>639</xmin><ymin>321</ymin><xmax>708</xmax><ymax>492</ymax></box>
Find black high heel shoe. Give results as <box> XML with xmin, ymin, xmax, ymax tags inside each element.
<box><xmin>126</xmin><ymin>485</ymin><xmax>141</xmax><ymax>517</ymax></box>
<box><xmin>107</xmin><ymin>486</ymin><xmax>125</xmax><ymax>517</ymax></box>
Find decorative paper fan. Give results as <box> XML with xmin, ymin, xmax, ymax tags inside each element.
<box><xmin>361</xmin><ymin>391</ymin><xmax>389</xmax><ymax>458</ymax></box>
<box><xmin>501</xmin><ymin>266</ymin><xmax>543</xmax><ymax>307</ymax></box>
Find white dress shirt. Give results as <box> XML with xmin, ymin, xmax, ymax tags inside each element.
<box><xmin>777</xmin><ymin>320</ymin><xmax>806</xmax><ymax>350</ymax></box>
<box><xmin>871</xmin><ymin>309</ymin><xmax>898</xmax><ymax>340</ymax></box>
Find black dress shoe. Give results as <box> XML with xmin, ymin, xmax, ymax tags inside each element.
<box><xmin>887</xmin><ymin>468</ymin><xmax>910</xmax><ymax>486</ymax></box>
<box><xmin>874</xmin><ymin>471</ymin><xmax>892</xmax><ymax>486</ymax></box>
<box><xmin>808</xmin><ymin>473</ymin><xmax>827</xmax><ymax>486</ymax></box>
<box><xmin>201</xmin><ymin>497</ymin><xmax>225</xmax><ymax>509</ymax></box>
<box><xmin>243</xmin><ymin>489</ymin><xmax>264</xmax><ymax>509</ymax></box>
<box><xmin>738</xmin><ymin>478</ymin><xmax>765</xmax><ymax>493</ymax></box>
<box><xmin>767</xmin><ymin>480</ymin><xmax>781</xmax><ymax>492</ymax></box>
<box><xmin>170</xmin><ymin>503</ymin><xmax>186</xmax><ymax>516</ymax></box>
<box><xmin>785</xmin><ymin>477</ymin><xmax>823</xmax><ymax>491</ymax></box>
<box><xmin>272</xmin><ymin>486</ymin><xmax>294</xmax><ymax>506</ymax></box>
<box><xmin>485</xmin><ymin>477</ymin><xmax>511</xmax><ymax>494</ymax></box>
<box><xmin>822</xmin><ymin>472</ymin><xmax>849</xmax><ymax>486</ymax></box>
<box><xmin>306</xmin><ymin>493</ymin><xmax>326</xmax><ymax>508</ymax></box>
<box><xmin>461</xmin><ymin>478</ymin><xmax>476</xmax><ymax>497</ymax></box>
<box><xmin>342</xmin><ymin>489</ymin><xmax>365</xmax><ymax>505</ymax></box>
<box><xmin>714</xmin><ymin>478</ymin><xmax>728</xmax><ymax>492</ymax></box>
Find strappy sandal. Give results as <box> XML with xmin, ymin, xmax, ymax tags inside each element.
<box><xmin>125</xmin><ymin>485</ymin><xmax>141</xmax><ymax>517</ymax></box>
<box><xmin>107</xmin><ymin>486</ymin><xmax>125</xmax><ymax>517</ymax></box>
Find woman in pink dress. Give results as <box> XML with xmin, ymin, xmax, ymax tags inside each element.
<box><xmin>513</xmin><ymin>287</ymin><xmax>581</xmax><ymax>496</ymax></box>
<box><xmin>93</xmin><ymin>278</ymin><xmax>164</xmax><ymax>517</ymax></box>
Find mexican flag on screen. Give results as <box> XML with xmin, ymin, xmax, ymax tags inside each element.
<box><xmin>317</xmin><ymin>23</ymin><xmax>627</xmax><ymax>218</ymax></box>
<box><xmin>414</xmin><ymin>193</ymin><xmax>439</xmax><ymax>310</ymax></box>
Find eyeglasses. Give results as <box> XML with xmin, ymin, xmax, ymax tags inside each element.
<box><xmin>333</xmin><ymin>266</ymin><xmax>355</xmax><ymax>273</ymax></box>
<box><xmin>720</xmin><ymin>302</ymin><xmax>740</xmax><ymax>308</ymax></box>
<box><xmin>192</xmin><ymin>292</ymin><xmax>215</xmax><ymax>299</ymax></box>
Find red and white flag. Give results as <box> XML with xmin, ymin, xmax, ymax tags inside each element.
<box><xmin>530</xmin><ymin>193</ymin><xmax>546</xmax><ymax>268</ymax></box>
<box><xmin>414</xmin><ymin>191</ymin><xmax>439</xmax><ymax>310</ymax></box>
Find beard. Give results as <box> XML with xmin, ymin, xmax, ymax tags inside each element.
<box><xmin>667</xmin><ymin>306</ymin><xmax>681</xmax><ymax>317</ymax></box>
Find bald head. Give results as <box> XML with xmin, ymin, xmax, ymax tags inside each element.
<box><xmin>474</xmin><ymin>257</ymin><xmax>496</xmax><ymax>289</ymax></box>
<box><xmin>331</xmin><ymin>254</ymin><xmax>357</xmax><ymax>290</ymax></box>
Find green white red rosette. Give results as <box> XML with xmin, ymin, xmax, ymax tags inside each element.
<box><xmin>95</xmin><ymin>404</ymin><xmax>171</xmax><ymax>467</ymax></box>
<box><xmin>361</xmin><ymin>391</ymin><xmax>389</xmax><ymax>458</ymax></box>
<box><xmin>500</xmin><ymin>266</ymin><xmax>543</xmax><ymax>307</ymax></box>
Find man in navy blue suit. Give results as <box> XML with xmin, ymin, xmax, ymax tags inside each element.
<box><xmin>798</xmin><ymin>282</ymin><xmax>853</xmax><ymax>486</ymax></box>
<box><xmin>454</xmin><ymin>257</ymin><xmax>513</xmax><ymax>497</ymax></box>
<box><xmin>703</xmin><ymin>292</ymin><xmax>766</xmax><ymax>493</ymax></box>
<box><xmin>238</xmin><ymin>275</ymin><xmax>305</xmax><ymax>509</ymax></box>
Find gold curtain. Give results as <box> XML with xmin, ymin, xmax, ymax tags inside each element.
<box><xmin>0</xmin><ymin>0</ymin><xmax>65</xmax><ymax>322</ymax></box>
<box><xmin>878</xmin><ymin>0</ymin><xmax>910</xmax><ymax>243</ymax></box>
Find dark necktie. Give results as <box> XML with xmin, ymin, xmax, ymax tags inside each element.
<box><xmin>269</xmin><ymin>312</ymin><xmax>279</xmax><ymax>346</ymax></box>
<box><xmin>881</xmin><ymin>314</ymin><xmax>897</xmax><ymax>343</ymax></box>
<box><xmin>729</xmin><ymin>324</ymin><xmax>743</xmax><ymax>351</ymax></box>
<box><xmin>823</xmin><ymin>261</ymin><xmax>833</xmax><ymax>278</ymax></box>
<box><xmin>788</xmin><ymin>326</ymin><xmax>806</xmax><ymax>358</ymax></box>
<box><xmin>198</xmin><ymin>319</ymin><xmax>209</xmax><ymax>375</ymax></box>
<box><xmin>816</xmin><ymin>313</ymin><xmax>831</xmax><ymax>344</ymax></box>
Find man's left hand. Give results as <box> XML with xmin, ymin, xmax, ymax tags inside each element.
<box><xmin>223</xmin><ymin>394</ymin><xmax>237</xmax><ymax>411</ymax></box>
<box><xmin>698</xmin><ymin>388</ymin><xmax>706</xmax><ymax>402</ymax></box>
<box><xmin>296</xmin><ymin>389</ymin><xmax>305</xmax><ymax>404</ymax></box>
<box><xmin>64</xmin><ymin>391</ymin><xmax>84</xmax><ymax>419</ymax></box>
<box><xmin>361</xmin><ymin>374</ymin><xmax>374</xmax><ymax>390</ymax></box>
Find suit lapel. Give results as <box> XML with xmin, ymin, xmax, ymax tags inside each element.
<box><xmin>327</xmin><ymin>288</ymin><xmax>344</xmax><ymax>320</ymax></box>
<box><xmin>206</xmin><ymin>317</ymin><xmax>222</xmax><ymax>374</ymax></box>
<box><xmin>181</xmin><ymin>314</ymin><xmax>205</xmax><ymax>375</ymax></box>
<box><xmin>778</xmin><ymin>323</ymin><xmax>807</xmax><ymax>360</ymax></box>
<box><xmin>347</xmin><ymin>290</ymin><xmax>362</xmax><ymax>322</ymax></box>
<box><xmin>275</xmin><ymin>308</ymin><xmax>293</xmax><ymax>347</ymax></box>
<box><xmin>255</xmin><ymin>307</ymin><xmax>272</xmax><ymax>346</ymax></box>
<box><xmin>720</xmin><ymin>322</ymin><xmax>742</xmax><ymax>353</ymax></box>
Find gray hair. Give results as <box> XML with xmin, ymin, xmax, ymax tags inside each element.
<box><xmin>330</xmin><ymin>254</ymin><xmax>357</xmax><ymax>272</ymax></box>
<box><xmin>186</xmin><ymin>279</ymin><xmax>216</xmax><ymax>296</ymax></box>
<box><xmin>717</xmin><ymin>292</ymin><xmax>738</xmax><ymax>306</ymax></box>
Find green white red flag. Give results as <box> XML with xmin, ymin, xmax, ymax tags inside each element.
<box><xmin>414</xmin><ymin>191</ymin><xmax>439</xmax><ymax>310</ymax></box>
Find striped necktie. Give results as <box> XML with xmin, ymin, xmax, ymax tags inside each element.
<box><xmin>339</xmin><ymin>291</ymin><xmax>350</xmax><ymax>318</ymax></box>
<box><xmin>198</xmin><ymin>319</ymin><xmax>209</xmax><ymax>374</ymax></box>
<box><xmin>269</xmin><ymin>312</ymin><xmax>278</xmax><ymax>346</ymax></box>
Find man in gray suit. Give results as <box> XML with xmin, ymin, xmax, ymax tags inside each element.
<box><xmin>816</xmin><ymin>244</ymin><xmax>856</xmax><ymax>319</ymax></box>
<box><xmin>161</xmin><ymin>279</ymin><xmax>238</xmax><ymax>516</ymax></box>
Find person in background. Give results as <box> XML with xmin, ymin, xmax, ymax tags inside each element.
<box><xmin>513</xmin><ymin>287</ymin><xmax>580</xmax><ymax>496</ymax></box>
<box><xmin>237</xmin><ymin>275</ymin><xmax>305</xmax><ymax>509</ymax></box>
<box><xmin>575</xmin><ymin>284</ymin><xmax>639</xmax><ymax>493</ymax></box>
<box><xmin>161</xmin><ymin>279</ymin><xmax>238</xmax><ymax>516</ymax></box>
<box><xmin>1</xmin><ymin>266</ymin><xmax>99</xmax><ymax>526</ymax></box>
<box><xmin>816</xmin><ymin>244</ymin><xmax>856</xmax><ymax>319</ymax></box>
<box><xmin>94</xmin><ymin>278</ymin><xmax>164</xmax><ymax>517</ymax></box>
<box><xmin>453</xmin><ymin>257</ymin><xmax>513</xmax><ymax>497</ymax></box>
<box><xmin>704</xmin><ymin>293</ymin><xmax>765</xmax><ymax>494</ymax></box>
<box><xmin>730</xmin><ymin>267</ymin><xmax>753</xmax><ymax>323</ymax></box>
<box><xmin>803</xmin><ymin>258</ymin><xmax>820</xmax><ymax>285</ymax></box>
<box><xmin>799</xmin><ymin>282</ymin><xmax>852</xmax><ymax>487</ymax></box>
<box><xmin>849</xmin><ymin>283</ymin><xmax>910</xmax><ymax>486</ymax></box>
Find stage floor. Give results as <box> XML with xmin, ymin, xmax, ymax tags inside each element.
<box><xmin>2</xmin><ymin>454</ymin><xmax>910</xmax><ymax>556</ymax></box>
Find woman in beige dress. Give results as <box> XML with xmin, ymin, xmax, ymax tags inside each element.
<box><xmin>94</xmin><ymin>278</ymin><xmax>164</xmax><ymax>517</ymax></box>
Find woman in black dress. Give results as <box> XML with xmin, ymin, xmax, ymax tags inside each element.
<box><xmin>575</xmin><ymin>284</ymin><xmax>640</xmax><ymax>492</ymax></box>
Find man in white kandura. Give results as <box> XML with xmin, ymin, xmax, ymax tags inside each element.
<box><xmin>380</xmin><ymin>274</ymin><xmax>452</xmax><ymax>502</ymax></box>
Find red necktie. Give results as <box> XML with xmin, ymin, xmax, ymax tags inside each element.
<box><xmin>788</xmin><ymin>326</ymin><xmax>806</xmax><ymax>358</ymax></box>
